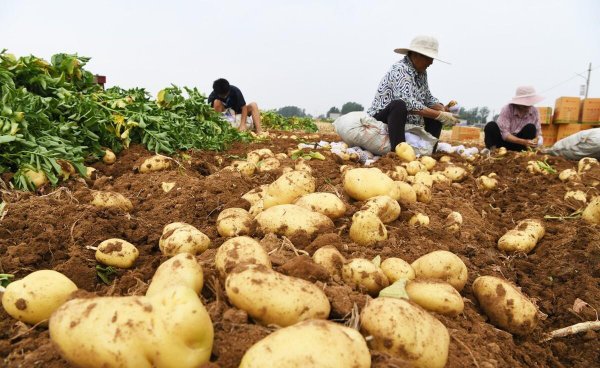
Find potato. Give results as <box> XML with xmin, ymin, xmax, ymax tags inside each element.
<box><xmin>343</xmin><ymin>168</ymin><xmax>395</xmax><ymax>201</ymax></box>
<box><xmin>476</xmin><ymin>175</ymin><xmax>498</xmax><ymax>190</ymax></box>
<box><xmin>247</xmin><ymin>148</ymin><xmax>274</xmax><ymax>164</ymax></box>
<box><xmin>380</xmin><ymin>257</ymin><xmax>415</xmax><ymax>283</ymax></box>
<box><xmin>439</xmin><ymin>155</ymin><xmax>452</xmax><ymax>163</ymax></box>
<box><xmin>216</xmin><ymin>208</ymin><xmax>253</xmax><ymax>237</ymax></box>
<box><xmin>294</xmin><ymin>158</ymin><xmax>313</xmax><ymax>174</ymax></box>
<box><xmin>215</xmin><ymin>236</ymin><xmax>271</xmax><ymax>278</ymax></box>
<box><xmin>257</xmin><ymin>157</ymin><xmax>281</xmax><ymax>172</ymax></box>
<box><xmin>102</xmin><ymin>148</ymin><xmax>116</xmax><ymax>164</ymax></box>
<box><xmin>558</xmin><ymin>168</ymin><xmax>579</xmax><ymax>182</ymax></box>
<box><xmin>387</xmin><ymin>165</ymin><xmax>408</xmax><ymax>181</ymax></box>
<box><xmin>414</xmin><ymin>171</ymin><xmax>433</xmax><ymax>187</ymax></box>
<box><xmin>146</xmin><ymin>253</ymin><xmax>204</xmax><ymax>297</ymax></box>
<box><xmin>241</xmin><ymin>184</ymin><xmax>269</xmax><ymax>206</ymax></box>
<box><xmin>275</xmin><ymin>153</ymin><xmax>288</xmax><ymax>160</ymax></box>
<box><xmin>232</xmin><ymin>160</ymin><xmax>256</xmax><ymax>177</ymax></box>
<box><xmin>405</xmin><ymin>175</ymin><xmax>415</xmax><ymax>184</ymax></box>
<box><xmin>139</xmin><ymin>154</ymin><xmax>171</xmax><ymax>173</ymax></box>
<box><xmin>225</xmin><ymin>264</ymin><xmax>330</xmax><ymax>327</ymax></box>
<box><xmin>50</xmin><ymin>286</ymin><xmax>213</xmax><ymax>368</ymax></box>
<box><xmin>23</xmin><ymin>169</ymin><xmax>48</xmax><ymax>188</ymax></box>
<box><xmin>95</xmin><ymin>238</ymin><xmax>139</xmax><ymax>269</ymax></box>
<box><xmin>349</xmin><ymin>210</ymin><xmax>388</xmax><ymax>246</ymax></box>
<box><xmin>388</xmin><ymin>181</ymin><xmax>417</xmax><ymax>206</ymax></box>
<box><xmin>496</xmin><ymin>147</ymin><xmax>507</xmax><ymax>156</ymax></box>
<box><xmin>408</xmin><ymin>213</ymin><xmax>429</xmax><ymax>227</ymax></box>
<box><xmin>159</xmin><ymin>222</ymin><xmax>211</xmax><ymax>256</ymax></box>
<box><xmin>405</xmin><ymin>160</ymin><xmax>427</xmax><ymax>176</ymax></box>
<box><xmin>406</xmin><ymin>279</ymin><xmax>464</xmax><ymax>316</ymax></box>
<box><xmin>564</xmin><ymin>190</ymin><xmax>587</xmax><ymax>206</ymax></box>
<box><xmin>420</xmin><ymin>156</ymin><xmax>437</xmax><ymax>171</ymax></box>
<box><xmin>473</xmin><ymin>276</ymin><xmax>539</xmax><ymax>335</ymax></box>
<box><xmin>412</xmin><ymin>183</ymin><xmax>432</xmax><ymax>203</ymax></box>
<box><xmin>2</xmin><ymin>270</ymin><xmax>77</xmax><ymax>325</ymax></box>
<box><xmin>444</xmin><ymin>211</ymin><xmax>463</xmax><ymax>234</ymax></box>
<box><xmin>578</xmin><ymin>157</ymin><xmax>598</xmax><ymax>173</ymax></box>
<box><xmin>411</xmin><ymin>250</ymin><xmax>468</xmax><ymax>291</ymax></box>
<box><xmin>395</xmin><ymin>142</ymin><xmax>416</xmax><ymax>162</ymax></box>
<box><xmin>263</xmin><ymin>171</ymin><xmax>316</xmax><ymax>208</ymax></box>
<box><xmin>497</xmin><ymin>219</ymin><xmax>545</xmax><ymax>253</ymax></box>
<box><xmin>91</xmin><ymin>190</ymin><xmax>133</xmax><ymax>211</ymax></box>
<box><xmin>57</xmin><ymin>160</ymin><xmax>76</xmax><ymax>180</ymax></box>
<box><xmin>248</xmin><ymin>199</ymin><xmax>265</xmax><ymax>218</ymax></box>
<box><xmin>342</xmin><ymin>258</ymin><xmax>389</xmax><ymax>295</ymax></box>
<box><xmin>443</xmin><ymin>165</ymin><xmax>468</xmax><ymax>182</ymax></box>
<box><xmin>361</xmin><ymin>195</ymin><xmax>400</xmax><ymax>223</ymax></box>
<box><xmin>360</xmin><ymin>297</ymin><xmax>449</xmax><ymax>368</ymax></box>
<box><xmin>312</xmin><ymin>245</ymin><xmax>346</xmax><ymax>280</ymax></box>
<box><xmin>240</xmin><ymin>319</ymin><xmax>370</xmax><ymax>368</ymax></box>
<box><xmin>582</xmin><ymin>196</ymin><xmax>600</xmax><ymax>224</ymax></box>
<box><xmin>255</xmin><ymin>204</ymin><xmax>334</xmax><ymax>239</ymax></box>
<box><xmin>431</xmin><ymin>171</ymin><xmax>452</xmax><ymax>185</ymax></box>
<box><xmin>85</xmin><ymin>166</ymin><xmax>97</xmax><ymax>179</ymax></box>
<box><xmin>294</xmin><ymin>192</ymin><xmax>346</xmax><ymax>219</ymax></box>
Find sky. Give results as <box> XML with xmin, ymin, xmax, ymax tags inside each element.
<box><xmin>1</xmin><ymin>0</ymin><xmax>599</xmax><ymax>118</ymax></box>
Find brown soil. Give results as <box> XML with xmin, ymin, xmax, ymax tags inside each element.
<box><xmin>1</xmin><ymin>133</ymin><xmax>599</xmax><ymax>368</ymax></box>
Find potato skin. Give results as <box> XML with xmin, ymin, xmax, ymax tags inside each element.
<box><xmin>255</xmin><ymin>204</ymin><xmax>334</xmax><ymax>239</ymax></box>
<box><xmin>342</xmin><ymin>258</ymin><xmax>389</xmax><ymax>296</ymax></box>
<box><xmin>411</xmin><ymin>250</ymin><xmax>468</xmax><ymax>291</ymax></box>
<box><xmin>90</xmin><ymin>190</ymin><xmax>133</xmax><ymax>211</ymax></box>
<box><xmin>215</xmin><ymin>236</ymin><xmax>271</xmax><ymax>278</ymax></box>
<box><xmin>2</xmin><ymin>270</ymin><xmax>77</xmax><ymax>325</ymax></box>
<box><xmin>497</xmin><ymin>219</ymin><xmax>545</xmax><ymax>253</ymax></box>
<box><xmin>262</xmin><ymin>171</ymin><xmax>316</xmax><ymax>208</ymax></box>
<box><xmin>225</xmin><ymin>264</ymin><xmax>330</xmax><ymax>327</ymax></box>
<box><xmin>216</xmin><ymin>208</ymin><xmax>254</xmax><ymax>237</ymax></box>
<box><xmin>312</xmin><ymin>245</ymin><xmax>346</xmax><ymax>280</ymax></box>
<box><xmin>343</xmin><ymin>168</ymin><xmax>395</xmax><ymax>201</ymax></box>
<box><xmin>361</xmin><ymin>195</ymin><xmax>400</xmax><ymax>223</ymax></box>
<box><xmin>241</xmin><ymin>184</ymin><xmax>268</xmax><ymax>206</ymax></box>
<box><xmin>380</xmin><ymin>257</ymin><xmax>415</xmax><ymax>283</ymax></box>
<box><xmin>95</xmin><ymin>238</ymin><xmax>139</xmax><ymax>268</ymax></box>
<box><xmin>139</xmin><ymin>154</ymin><xmax>171</xmax><ymax>173</ymax></box>
<box><xmin>294</xmin><ymin>192</ymin><xmax>347</xmax><ymax>219</ymax></box>
<box><xmin>159</xmin><ymin>222</ymin><xmax>211</xmax><ymax>256</ymax></box>
<box><xmin>146</xmin><ymin>253</ymin><xmax>204</xmax><ymax>297</ymax></box>
<box><xmin>406</xmin><ymin>279</ymin><xmax>464</xmax><ymax>316</ymax></box>
<box><xmin>582</xmin><ymin>197</ymin><xmax>600</xmax><ymax>224</ymax></box>
<box><xmin>349</xmin><ymin>210</ymin><xmax>388</xmax><ymax>246</ymax></box>
<box><xmin>360</xmin><ymin>297</ymin><xmax>449</xmax><ymax>368</ymax></box>
<box><xmin>240</xmin><ymin>319</ymin><xmax>371</xmax><ymax>368</ymax></box>
<box><xmin>473</xmin><ymin>276</ymin><xmax>539</xmax><ymax>335</ymax></box>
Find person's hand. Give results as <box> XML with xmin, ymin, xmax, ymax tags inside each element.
<box><xmin>522</xmin><ymin>138</ymin><xmax>538</xmax><ymax>148</ymax></box>
<box><xmin>436</xmin><ymin>111</ymin><xmax>460</xmax><ymax>125</ymax></box>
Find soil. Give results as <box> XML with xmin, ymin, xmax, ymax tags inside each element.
<box><xmin>1</xmin><ymin>132</ymin><xmax>599</xmax><ymax>368</ymax></box>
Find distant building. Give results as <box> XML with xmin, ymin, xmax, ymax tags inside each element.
<box><xmin>328</xmin><ymin>112</ymin><xmax>341</xmax><ymax>119</ymax></box>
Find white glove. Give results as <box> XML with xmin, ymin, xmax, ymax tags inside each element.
<box><xmin>436</xmin><ymin>111</ymin><xmax>460</xmax><ymax>126</ymax></box>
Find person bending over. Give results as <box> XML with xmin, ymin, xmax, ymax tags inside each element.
<box><xmin>208</xmin><ymin>78</ymin><xmax>263</xmax><ymax>134</ymax></box>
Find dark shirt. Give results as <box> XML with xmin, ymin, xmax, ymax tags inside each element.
<box><xmin>208</xmin><ymin>85</ymin><xmax>246</xmax><ymax>114</ymax></box>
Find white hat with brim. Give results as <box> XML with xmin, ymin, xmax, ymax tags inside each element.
<box><xmin>394</xmin><ymin>35</ymin><xmax>449</xmax><ymax>64</ymax></box>
<box><xmin>509</xmin><ymin>86</ymin><xmax>544</xmax><ymax>106</ymax></box>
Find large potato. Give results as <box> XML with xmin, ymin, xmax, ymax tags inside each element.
<box><xmin>406</xmin><ymin>279</ymin><xmax>464</xmax><ymax>316</ymax></box>
<box><xmin>215</xmin><ymin>236</ymin><xmax>271</xmax><ymax>278</ymax></box>
<box><xmin>312</xmin><ymin>245</ymin><xmax>346</xmax><ymax>280</ymax></box>
<box><xmin>343</xmin><ymin>168</ymin><xmax>395</xmax><ymax>200</ymax></box>
<box><xmin>342</xmin><ymin>258</ymin><xmax>389</xmax><ymax>295</ymax></box>
<box><xmin>255</xmin><ymin>204</ymin><xmax>334</xmax><ymax>239</ymax></box>
<box><xmin>146</xmin><ymin>253</ymin><xmax>204</xmax><ymax>297</ymax></box>
<box><xmin>443</xmin><ymin>166</ymin><xmax>468</xmax><ymax>182</ymax></box>
<box><xmin>411</xmin><ymin>250</ymin><xmax>468</xmax><ymax>291</ymax></box>
<box><xmin>231</xmin><ymin>160</ymin><xmax>256</xmax><ymax>177</ymax></box>
<box><xmin>582</xmin><ymin>196</ymin><xmax>600</xmax><ymax>224</ymax></box>
<box><xmin>2</xmin><ymin>270</ymin><xmax>77</xmax><ymax>325</ymax></box>
<box><xmin>240</xmin><ymin>319</ymin><xmax>370</xmax><ymax>368</ymax></box>
<box><xmin>349</xmin><ymin>210</ymin><xmax>387</xmax><ymax>246</ymax></box>
<box><xmin>50</xmin><ymin>286</ymin><xmax>213</xmax><ymax>368</ymax></box>
<box><xmin>139</xmin><ymin>154</ymin><xmax>171</xmax><ymax>173</ymax></box>
<box><xmin>497</xmin><ymin>219</ymin><xmax>545</xmax><ymax>253</ymax></box>
<box><xmin>360</xmin><ymin>297</ymin><xmax>449</xmax><ymax>368</ymax></box>
<box><xmin>263</xmin><ymin>171</ymin><xmax>316</xmax><ymax>208</ymax></box>
<box><xmin>216</xmin><ymin>208</ymin><xmax>254</xmax><ymax>237</ymax></box>
<box><xmin>91</xmin><ymin>190</ymin><xmax>133</xmax><ymax>211</ymax></box>
<box><xmin>361</xmin><ymin>195</ymin><xmax>400</xmax><ymax>223</ymax></box>
<box><xmin>225</xmin><ymin>264</ymin><xmax>330</xmax><ymax>327</ymax></box>
<box><xmin>95</xmin><ymin>238</ymin><xmax>139</xmax><ymax>269</ymax></box>
<box><xmin>23</xmin><ymin>169</ymin><xmax>48</xmax><ymax>188</ymax></box>
<box><xmin>473</xmin><ymin>276</ymin><xmax>539</xmax><ymax>335</ymax></box>
<box><xmin>380</xmin><ymin>257</ymin><xmax>415</xmax><ymax>283</ymax></box>
<box><xmin>395</xmin><ymin>142</ymin><xmax>416</xmax><ymax>162</ymax></box>
<box><xmin>159</xmin><ymin>222</ymin><xmax>211</xmax><ymax>256</ymax></box>
<box><xmin>294</xmin><ymin>192</ymin><xmax>346</xmax><ymax>219</ymax></box>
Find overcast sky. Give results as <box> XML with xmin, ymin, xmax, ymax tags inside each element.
<box><xmin>1</xmin><ymin>0</ymin><xmax>599</xmax><ymax>118</ymax></box>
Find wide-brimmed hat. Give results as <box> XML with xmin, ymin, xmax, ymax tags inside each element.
<box><xmin>394</xmin><ymin>35</ymin><xmax>448</xmax><ymax>64</ymax></box>
<box><xmin>509</xmin><ymin>86</ymin><xmax>544</xmax><ymax>106</ymax></box>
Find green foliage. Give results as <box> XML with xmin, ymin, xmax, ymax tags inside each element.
<box><xmin>327</xmin><ymin>106</ymin><xmax>340</xmax><ymax>114</ymax></box>
<box><xmin>95</xmin><ymin>265</ymin><xmax>117</xmax><ymax>285</ymax></box>
<box><xmin>260</xmin><ymin>110</ymin><xmax>317</xmax><ymax>132</ymax></box>
<box><xmin>340</xmin><ymin>101</ymin><xmax>364</xmax><ymax>114</ymax></box>
<box><xmin>457</xmin><ymin>106</ymin><xmax>490</xmax><ymax>125</ymax></box>
<box><xmin>0</xmin><ymin>50</ymin><xmax>250</xmax><ymax>191</ymax></box>
<box><xmin>0</xmin><ymin>273</ymin><xmax>14</xmax><ymax>288</ymax></box>
<box><xmin>277</xmin><ymin>105</ymin><xmax>306</xmax><ymax>117</ymax></box>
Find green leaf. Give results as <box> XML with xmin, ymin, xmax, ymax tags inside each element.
<box><xmin>0</xmin><ymin>273</ymin><xmax>14</xmax><ymax>288</ymax></box>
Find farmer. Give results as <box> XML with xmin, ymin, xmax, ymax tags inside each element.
<box><xmin>208</xmin><ymin>78</ymin><xmax>263</xmax><ymax>134</ymax></box>
<box><xmin>367</xmin><ymin>35</ymin><xmax>459</xmax><ymax>150</ymax></box>
<box><xmin>484</xmin><ymin>86</ymin><xmax>543</xmax><ymax>151</ymax></box>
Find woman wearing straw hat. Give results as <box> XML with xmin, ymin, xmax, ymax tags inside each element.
<box><xmin>484</xmin><ymin>86</ymin><xmax>543</xmax><ymax>151</ymax></box>
<box><xmin>367</xmin><ymin>35</ymin><xmax>460</xmax><ymax>151</ymax></box>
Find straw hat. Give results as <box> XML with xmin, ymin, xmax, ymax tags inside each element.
<box><xmin>509</xmin><ymin>86</ymin><xmax>544</xmax><ymax>106</ymax></box>
<box><xmin>394</xmin><ymin>35</ymin><xmax>448</xmax><ymax>63</ymax></box>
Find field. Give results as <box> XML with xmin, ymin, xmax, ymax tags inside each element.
<box><xmin>1</xmin><ymin>130</ymin><xmax>599</xmax><ymax>368</ymax></box>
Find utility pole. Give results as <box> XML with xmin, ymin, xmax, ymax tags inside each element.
<box><xmin>584</xmin><ymin>62</ymin><xmax>591</xmax><ymax>99</ymax></box>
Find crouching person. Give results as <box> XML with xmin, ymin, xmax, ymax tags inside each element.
<box><xmin>208</xmin><ymin>78</ymin><xmax>263</xmax><ymax>134</ymax></box>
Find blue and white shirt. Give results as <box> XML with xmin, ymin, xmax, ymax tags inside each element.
<box><xmin>367</xmin><ymin>56</ymin><xmax>440</xmax><ymax>126</ymax></box>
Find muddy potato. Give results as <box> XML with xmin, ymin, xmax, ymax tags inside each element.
<box><xmin>146</xmin><ymin>253</ymin><xmax>204</xmax><ymax>297</ymax></box>
<box><xmin>431</xmin><ymin>171</ymin><xmax>452</xmax><ymax>185</ymax></box>
<box><xmin>558</xmin><ymin>168</ymin><xmax>579</xmax><ymax>182</ymax></box>
<box><xmin>263</xmin><ymin>170</ymin><xmax>316</xmax><ymax>208</ymax></box>
<box><xmin>497</xmin><ymin>219</ymin><xmax>545</xmax><ymax>253</ymax></box>
<box><xmin>496</xmin><ymin>147</ymin><xmax>507</xmax><ymax>156</ymax></box>
<box><xmin>240</xmin><ymin>319</ymin><xmax>371</xmax><ymax>368</ymax></box>
<box><xmin>443</xmin><ymin>165</ymin><xmax>468</xmax><ymax>182</ymax></box>
<box><xmin>393</xmin><ymin>165</ymin><xmax>409</xmax><ymax>181</ymax></box>
<box><xmin>473</xmin><ymin>276</ymin><xmax>539</xmax><ymax>335</ymax></box>
<box><xmin>420</xmin><ymin>156</ymin><xmax>437</xmax><ymax>171</ymax></box>
<box><xmin>248</xmin><ymin>199</ymin><xmax>265</xmax><ymax>218</ymax></box>
<box><xmin>349</xmin><ymin>210</ymin><xmax>388</xmax><ymax>246</ymax></box>
<box><xmin>91</xmin><ymin>190</ymin><xmax>133</xmax><ymax>211</ymax></box>
<box><xmin>408</xmin><ymin>213</ymin><xmax>430</xmax><ymax>227</ymax></box>
<box><xmin>342</xmin><ymin>258</ymin><xmax>389</xmax><ymax>295</ymax></box>
<box><xmin>50</xmin><ymin>286</ymin><xmax>213</xmax><ymax>368</ymax></box>
<box><xmin>395</xmin><ymin>142</ymin><xmax>416</xmax><ymax>162</ymax></box>
<box><xmin>414</xmin><ymin>171</ymin><xmax>433</xmax><ymax>187</ymax></box>
<box><xmin>412</xmin><ymin>183</ymin><xmax>432</xmax><ymax>203</ymax></box>
<box><xmin>225</xmin><ymin>264</ymin><xmax>330</xmax><ymax>327</ymax></box>
<box><xmin>23</xmin><ymin>168</ymin><xmax>48</xmax><ymax>188</ymax></box>
<box><xmin>247</xmin><ymin>148</ymin><xmax>275</xmax><ymax>164</ymax></box>
<box><xmin>294</xmin><ymin>158</ymin><xmax>313</xmax><ymax>174</ymax></box>
<box><xmin>578</xmin><ymin>157</ymin><xmax>598</xmax><ymax>173</ymax></box>
<box><xmin>389</xmin><ymin>181</ymin><xmax>417</xmax><ymax>206</ymax></box>
<box><xmin>406</xmin><ymin>279</ymin><xmax>464</xmax><ymax>316</ymax></box>
<box><xmin>444</xmin><ymin>211</ymin><xmax>463</xmax><ymax>234</ymax></box>
<box><xmin>343</xmin><ymin>167</ymin><xmax>395</xmax><ymax>201</ymax></box>
<box><xmin>361</xmin><ymin>195</ymin><xmax>401</xmax><ymax>223</ymax></box>
<box><xmin>139</xmin><ymin>154</ymin><xmax>171</xmax><ymax>173</ymax></box>
<box><xmin>159</xmin><ymin>222</ymin><xmax>211</xmax><ymax>256</ymax></box>
<box><xmin>380</xmin><ymin>257</ymin><xmax>415</xmax><ymax>283</ymax></box>
<box><xmin>275</xmin><ymin>153</ymin><xmax>288</xmax><ymax>160</ymax></box>
<box><xmin>2</xmin><ymin>270</ymin><xmax>77</xmax><ymax>325</ymax></box>
<box><xmin>564</xmin><ymin>190</ymin><xmax>587</xmax><ymax>207</ymax></box>
<box><xmin>257</xmin><ymin>157</ymin><xmax>280</xmax><ymax>173</ymax></box>
<box><xmin>215</xmin><ymin>236</ymin><xmax>271</xmax><ymax>278</ymax></box>
<box><xmin>360</xmin><ymin>298</ymin><xmax>449</xmax><ymax>368</ymax></box>
<box><xmin>102</xmin><ymin>148</ymin><xmax>116</xmax><ymax>164</ymax></box>
<box><xmin>241</xmin><ymin>185</ymin><xmax>268</xmax><ymax>206</ymax></box>
<box><xmin>312</xmin><ymin>245</ymin><xmax>346</xmax><ymax>280</ymax></box>
<box><xmin>95</xmin><ymin>238</ymin><xmax>139</xmax><ymax>268</ymax></box>
<box><xmin>216</xmin><ymin>208</ymin><xmax>253</xmax><ymax>237</ymax></box>
<box><xmin>582</xmin><ymin>196</ymin><xmax>600</xmax><ymax>224</ymax></box>
<box><xmin>405</xmin><ymin>160</ymin><xmax>427</xmax><ymax>176</ymax></box>
<box><xmin>232</xmin><ymin>160</ymin><xmax>256</xmax><ymax>177</ymax></box>
<box><xmin>85</xmin><ymin>166</ymin><xmax>98</xmax><ymax>180</ymax></box>
<box><xmin>411</xmin><ymin>250</ymin><xmax>468</xmax><ymax>291</ymax></box>
<box><xmin>255</xmin><ymin>204</ymin><xmax>334</xmax><ymax>238</ymax></box>
<box><xmin>294</xmin><ymin>192</ymin><xmax>346</xmax><ymax>219</ymax></box>
<box><xmin>476</xmin><ymin>175</ymin><xmax>498</xmax><ymax>190</ymax></box>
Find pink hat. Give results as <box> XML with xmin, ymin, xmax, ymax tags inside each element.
<box><xmin>509</xmin><ymin>86</ymin><xmax>544</xmax><ymax>106</ymax></box>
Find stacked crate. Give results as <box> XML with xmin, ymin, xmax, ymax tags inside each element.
<box><xmin>541</xmin><ymin>97</ymin><xmax>600</xmax><ymax>144</ymax></box>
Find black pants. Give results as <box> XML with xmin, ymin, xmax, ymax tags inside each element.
<box><xmin>484</xmin><ymin>121</ymin><xmax>536</xmax><ymax>151</ymax></box>
<box><xmin>373</xmin><ymin>100</ymin><xmax>442</xmax><ymax>150</ymax></box>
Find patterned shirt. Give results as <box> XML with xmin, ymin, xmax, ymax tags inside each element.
<box><xmin>496</xmin><ymin>104</ymin><xmax>541</xmax><ymax>140</ymax></box>
<box><xmin>367</xmin><ymin>56</ymin><xmax>440</xmax><ymax>126</ymax></box>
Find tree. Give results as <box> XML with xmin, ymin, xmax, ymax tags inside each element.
<box><xmin>328</xmin><ymin>106</ymin><xmax>340</xmax><ymax>114</ymax></box>
<box><xmin>277</xmin><ymin>106</ymin><xmax>306</xmax><ymax>117</ymax></box>
<box><xmin>341</xmin><ymin>102</ymin><xmax>364</xmax><ymax>114</ymax></box>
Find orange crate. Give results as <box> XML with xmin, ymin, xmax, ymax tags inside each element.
<box><xmin>541</xmin><ymin>124</ymin><xmax>558</xmax><ymax>146</ymax></box>
<box><xmin>450</xmin><ymin>126</ymin><xmax>481</xmax><ymax>141</ymax></box>
<box><xmin>554</xmin><ymin>124</ymin><xmax>598</xmax><ymax>141</ymax></box>
<box><xmin>580</xmin><ymin>98</ymin><xmax>600</xmax><ymax>123</ymax></box>
<box><xmin>537</xmin><ymin>107</ymin><xmax>553</xmax><ymax>124</ymax></box>
<box><xmin>553</xmin><ymin>97</ymin><xmax>580</xmax><ymax>124</ymax></box>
